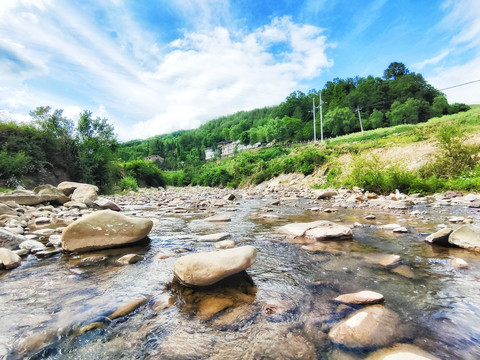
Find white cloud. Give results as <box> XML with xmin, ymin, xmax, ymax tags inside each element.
<box><xmin>428</xmin><ymin>56</ymin><xmax>480</xmax><ymax>104</ymax></box>
<box><xmin>412</xmin><ymin>50</ymin><xmax>451</xmax><ymax>71</ymax></box>
<box><xmin>0</xmin><ymin>1</ymin><xmax>333</xmax><ymax>141</ymax></box>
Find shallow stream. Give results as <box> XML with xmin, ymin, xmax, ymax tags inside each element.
<box><xmin>1</xmin><ymin>196</ymin><xmax>480</xmax><ymax>359</ymax></box>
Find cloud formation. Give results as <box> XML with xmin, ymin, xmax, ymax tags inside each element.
<box><xmin>0</xmin><ymin>0</ymin><xmax>333</xmax><ymax>140</ymax></box>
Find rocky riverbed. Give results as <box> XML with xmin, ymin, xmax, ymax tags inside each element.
<box><xmin>1</xmin><ymin>181</ymin><xmax>480</xmax><ymax>359</ymax></box>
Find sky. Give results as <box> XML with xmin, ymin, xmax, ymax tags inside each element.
<box><xmin>0</xmin><ymin>0</ymin><xmax>479</xmax><ymax>141</ymax></box>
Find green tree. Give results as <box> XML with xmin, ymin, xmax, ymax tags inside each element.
<box><xmin>383</xmin><ymin>62</ymin><xmax>409</xmax><ymax>80</ymax></box>
<box><xmin>324</xmin><ymin>107</ymin><xmax>356</xmax><ymax>137</ymax></box>
<box><xmin>431</xmin><ymin>95</ymin><xmax>449</xmax><ymax>117</ymax></box>
<box><xmin>386</xmin><ymin>98</ymin><xmax>431</xmax><ymax>126</ymax></box>
<box><xmin>76</xmin><ymin>110</ymin><xmax>118</xmax><ymax>192</ymax></box>
<box><xmin>368</xmin><ymin>109</ymin><xmax>385</xmax><ymax>129</ymax></box>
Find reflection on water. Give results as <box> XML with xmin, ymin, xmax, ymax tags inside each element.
<box><xmin>1</xmin><ymin>197</ymin><xmax>480</xmax><ymax>359</ymax></box>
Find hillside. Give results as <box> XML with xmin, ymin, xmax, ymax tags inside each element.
<box><xmin>165</xmin><ymin>105</ymin><xmax>480</xmax><ymax>194</ymax></box>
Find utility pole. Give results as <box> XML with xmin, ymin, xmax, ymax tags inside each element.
<box><xmin>312</xmin><ymin>97</ymin><xmax>317</xmax><ymax>144</ymax></box>
<box><xmin>356</xmin><ymin>106</ymin><xmax>364</xmax><ymax>133</ymax></box>
<box><xmin>319</xmin><ymin>92</ymin><xmax>325</xmax><ymax>143</ymax></box>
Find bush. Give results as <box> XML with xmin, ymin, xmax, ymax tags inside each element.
<box><xmin>123</xmin><ymin>160</ymin><xmax>165</xmax><ymax>187</ymax></box>
<box><xmin>421</xmin><ymin>125</ymin><xmax>478</xmax><ymax>178</ymax></box>
<box><xmin>119</xmin><ymin>176</ymin><xmax>138</xmax><ymax>191</ymax></box>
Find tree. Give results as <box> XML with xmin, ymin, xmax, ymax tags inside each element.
<box><xmin>383</xmin><ymin>62</ymin><xmax>409</xmax><ymax>80</ymax></box>
<box><xmin>76</xmin><ymin>110</ymin><xmax>118</xmax><ymax>192</ymax></box>
<box><xmin>324</xmin><ymin>107</ymin><xmax>357</xmax><ymax>137</ymax></box>
<box><xmin>368</xmin><ymin>109</ymin><xmax>385</xmax><ymax>129</ymax></box>
<box><xmin>431</xmin><ymin>95</ymin><xmax>449</xmax><ymax>117</ymax></box>
<box><xmin>386</xmin><ymin>98</ymin><xmax>431</xmax><ymax>126</ymax></box>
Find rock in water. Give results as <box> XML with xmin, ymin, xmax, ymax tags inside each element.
<box><xmin>174</xmin><ymin>245</ymin><xmax>257</xmax><ymax>287</ymax></box>
<box><xmin>0</xmin><ymin>248</ymin><xmax>22</xmax><ymax>269</ymax></box>
<box><xmin>448</xmin><ymin>225</ymin><xmax>480</xmax><ymax>251</ymax></box>
<box><xmin>0</xmin><ymin>228</ymin><xmax>26</xmax><ymax>250</ymax></box>
<box><xmin>328</xmin><ymin>305</ymin><xmax>401</xmax><ymax>348</ymax></box>
<box><xmin>61</xmin><ymin>210</ymin><xmax>153</xmax><ymax>252</ymax></box>
<box><xmin>279</xmin><ymin>220</ymin><xmax>352</xmax><ymax>241</ymax></box>
<box><xmin>425</xmin><ymin>228</ymin><xmax>453</xmax><ymax>245</ymax></box>
<box><xmin>335</xmin><ymin>290</ymin><xmax>385</xmax><ymax>305</ymax></box>
<box><xmin>365</xmin><ymin>343</ymin><xmax>440</xmax><ymax>360</ymax></box>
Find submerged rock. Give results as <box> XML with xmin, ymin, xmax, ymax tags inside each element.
<box><xmin>61</xmin><ymin>210</ymin><xmax>153</xmax><ymax>252</ymax></box>
<box><xmin>173</xmin><ymin>245</ymin><xmax>257</xmax><ymax>286</ymax></box>
<box><xmin>204</xmin><ymin>214</ymin><xmax>231</xmax><ymax>222</ymax></box>
<box><xmin>328</xmin><ymin>305</ymin><xmax>402</xmax><ymax>348</ymax></box>
<box><xmin>116</xmin><ymin>254</ymin><xmax>144</xmax><ymax>265</ymax></box>
<box><xmin>448</xmin><ymin>225</ymin><xmax>480</xmax><ymax>251</ymax></box>
<box><xmin>279</xmin><ymin>220</ymin><xmax>352</xmax><ymax>241</ymax></box>
<box><xmin>198</xmin><ymin>232</ymin><xmax>230</xmax><ymax>242</ymax></box>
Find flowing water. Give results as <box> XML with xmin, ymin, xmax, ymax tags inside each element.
<box><xmin>1</xmin><ymin>196</ymin><xmax>480</xmax><ymax>359</ymax></box>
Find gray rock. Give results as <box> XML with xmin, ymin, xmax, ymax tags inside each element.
<box><xmin>313</xmin><ymin>189</ymin><xmax>338</xmax><ymax>200</ymax></box>
<box><xmin>425</xmin><ymin>228</ymin><xmax>453</xmax><ymax>245</ymax></box>
<box><xmin>0</xmin><ymin>203</ymin><xmax>17</xmax><ymax>216</ymax></box>
<box><xmin>0</xmin><ymin>228</ymin><xmax>27</xmax><ymax>250</ymax></box>
<box><xmin>57</xmin><ymin>181</ymin><xmax>99</xmax><ymax>195</ymax></box>
<box><xmin>116</xmin><ymin>254</ymin><xmax>144</xmax><ymax>265</ymax></box>
<box><xmin>448</xmin><ymin>225</ymin><xmax>480</xmax><ymax>252</ymax></box>
<box><xmin>19</xmin><ymin>240</ymin><xmax>47</xmax><ymax>253</ymax></box>
<box><xmin>33</xmin><ymin>184</ymin><xmax>69</xmax><ymax>204</ymax></box>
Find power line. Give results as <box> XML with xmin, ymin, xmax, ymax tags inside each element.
<box><xmin>440</xmin><ymin>79</ymin><xmax>480</xmax><ymax>91</ymax></box>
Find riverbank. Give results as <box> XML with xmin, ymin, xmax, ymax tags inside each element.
<box><xmin>1</xmin><ymin>184</ymin><xmax>480</xmax><ymax>359</ymax></box>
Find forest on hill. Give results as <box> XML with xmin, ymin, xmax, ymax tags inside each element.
<box><xmin>119</xmin><ymin>62</ymin><xmax>469</xmax><ymax>170</ymax></box>
<box><xmin>0</xmin><ymin>62</ymin><xmax>473</xmax><ymax>193</ymax></box>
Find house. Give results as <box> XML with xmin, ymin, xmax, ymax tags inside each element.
<box><xmin>205</xmin><ymin>148</ymin><xmax>216</xmax><ymax>160</ymax></box>
<box><xmin>145</xmin><ymin>155</ymin><xmax>164</xmax><ymax>163</ymax></box>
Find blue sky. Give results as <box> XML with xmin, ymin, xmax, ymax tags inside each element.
<box><xmin>1</xmin><ymin>0</ymin><xmax>479</xmax><ymax>141</ymax></box>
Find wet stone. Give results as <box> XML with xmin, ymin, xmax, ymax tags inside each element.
<box><xmin>334</xmin><ymin>290</ymin><xmax>385</xmax><ymax>305</ymax></box>
<box><xmin>116</xmin><ymin>254</ymin><xmax>144</xmax><ymax>265</ymax></box>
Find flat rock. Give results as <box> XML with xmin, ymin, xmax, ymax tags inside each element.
<box><xmin>279</xmin><ymin>220</ymin><xmax>352</xmax><ymax>241</ymax></box>
<box><xmin>365</xmin><ymin>343</ymin><xmax>440</xmax><ymax>360</ymax></box>
<box><xmin>391</xmin><ymin>265</ymin><xmax>415</xmax><ymax>279</ymax></box>
<box><xmin>365</xmin><ymin>254</ymin><xmax>401</xmax><ymax>267</ymax></box>
<box><xmin>425</xmin><ymin>228</ymin><xmax>453</xmax><ymax>245</ymax></box>
<box><xmin>198</xmin><ymin>232</ymin><xmax>230</xmax><ymax>242</ymax></box>
<box><xmin>335</xmin><ymin>290</ymin><xmax>385</xmax><ymax>305</ymax></box>
<box><xmin>448</xmin><ymin>225</ymin><xmax>480</xmax><ymax>252</ymax></box>
<box><xmin>116</xmin><ymin>254</ymin><xmax>144</xmax><ymax>265</ymax></box>
<box><xmin>204</xmin><ymin>214</ymin><xmax>231</xmax><ymax>222</ymax></box>
<box><xmin>313</xmin><ymin>189</ymin><xmax>338</xmax><ymax>199</ymax></box>
<box><xmin>63</xmin><ymin>201</ymin><xmax>87</xmax><ymax>209</ymax></box>
<box><xmin>0</xmin><ymin>194</ymin><xmax>60</xmax><ymax>206</ymax></box>
<box><xmin>328</xmin><ymin>305</ymin><xmax>401</xmax><ymax>348</ymax></box>
<box><xmin>174</xmin><ymin>245</ymin><xmax>257</xmax><ymax>287</ymax></box>
<box><xmin>450</xmin><ymin>257</ymin><xmax>469</xmax><ymax>269</ymax></box>
<box><xmin>0</xmin><ymin>247</ymin><xmax>22</xmax><ymax>269</ymax></box>
<box><xmin>61</xmin><ymin>210</ymin><xmax>153</xmax><ymax>252</ymax></box>
<box><xmin>196</xmin><ymin>296</ymin><xmax>234</xmax><ymax>319</ymax></box>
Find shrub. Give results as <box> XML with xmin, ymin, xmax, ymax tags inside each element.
<box><xmin>119</xmin><ymin>176</ymin><xmax>138</xmax><ymax>191</ymax></box>
<box><xmin>123</xmin><ymin>160</ymin><xmax>165</xmax><ymax>187</ymax></box>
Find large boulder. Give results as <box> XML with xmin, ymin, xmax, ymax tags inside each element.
<box><xmin>0</xmin><ymin>228</ymin><xmax>27</xmax><ymax>250</ymax></box>
<box><xmin>448</xmin><ymin>225</ymin><xmax>480</xmax><ymax>251</ymax></box>
<box><xmin>57</xmin><ymin>181</ymin><xmax>99</xmax><ymax>195</ymax></box>
<box><xmin>174</xmin><ymin>245</ymin><xmax>257</xmax><ymax>287</ymax></box>
<box><xmin>0</xmin><ymin>247</ymin><xmax>22</xmax><ymax>269</ymax></box>
<box><xmin>328</xmin><ymin>305</ymin><xmax>402</xmax><ymax>348</ymax></box>
<box><xmin>279</xmin><ymin>220</ymin><xmax>352</xmax><ymax>241</ymax></box>
<box><xmin>33</xmin><ymin>184</ymin><xmax>69</xmax><ymax>204</ymax></box>
<box><xmin>61</xmin><ymin>210</ymin><xmax>153</xmax><ymax>252</ymax></box>
<box><xmin>71</xmin><ymin>185</ymin><xmax>98</xmax><ymax>203</ymax></box>
<box><xmin>0</xmin><ymin>203</ymin><xmax>17</xmax><ymax>216</ymax></box>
